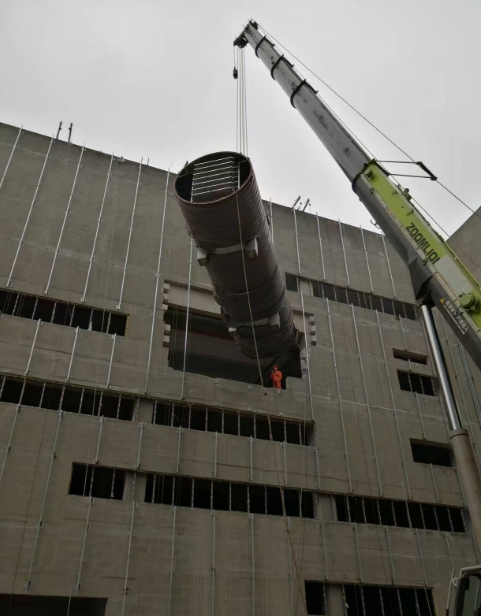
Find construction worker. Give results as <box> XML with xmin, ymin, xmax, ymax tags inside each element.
<box><xmin>271</xmin><ymin>365</ymin><xmax>283</xmax><ymax>390</ymax></box>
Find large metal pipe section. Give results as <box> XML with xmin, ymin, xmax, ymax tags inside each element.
<box><xmin>174</xmin><ymin>151</ymin><xmax>297</xmax><ymax>359</ymax></box>
<box><xmin>422</xmin><ymin>305</ymin><xmax>481</xmax><ymax>553</ymax></box>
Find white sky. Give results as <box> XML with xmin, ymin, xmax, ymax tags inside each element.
<box><xmin>0</xmin><ymin>0</ymin><xmax>479</xmax><ymax>235</ymax></box>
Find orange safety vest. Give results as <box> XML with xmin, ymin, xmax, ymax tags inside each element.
<box><xmin>271</xmin><ymin>370</ymin><xmax>282</xmax><ymax>387</ymax></box>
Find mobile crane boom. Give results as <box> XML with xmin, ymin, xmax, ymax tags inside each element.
<box><xmin>234</xmin><ymin>21</ymin><xmax>481</xmax><ymax>373</ymax></box>
<box><xmin>234</xmin><ymin>21</ymin><xmax>481</xmax><ymax>575</ymax></box>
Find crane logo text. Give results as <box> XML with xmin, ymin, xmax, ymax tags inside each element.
<box><xmin>405</xmin><ymin>222</ymin><xmax>440</xmax><ymax>264</ymax></box>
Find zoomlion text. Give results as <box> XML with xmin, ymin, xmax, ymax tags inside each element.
<box><xmin>406</xmin><ymin>222</ymin><xmax>441</xmax><ymax>264</ymax></box>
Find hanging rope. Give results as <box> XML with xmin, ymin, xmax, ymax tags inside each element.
<box><xmin>234</xmin><ymin>47</ymin><xmax>248</xmax><ymax>156</ymax></box>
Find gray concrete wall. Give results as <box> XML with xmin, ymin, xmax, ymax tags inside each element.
<box><xmin>0</xmin><ymin>122</ymin><xmax>479</xmax><ymax>614</ymax></box>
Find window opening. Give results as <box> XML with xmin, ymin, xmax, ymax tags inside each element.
<box><xmin>378</xmin><ymin>499</ymin><xmax>395</xmax><ymax>526</ymax></box>
<box><xmin>23</xmin><ymin>382</ymin><xmax>43</xmax><ymax>409</ymax></box>
<box><xmin>231</xmin><ymin>482</ymin><xmax>248</xmax><ymax>512</ymax></box>
<box><xmin>249</xmin><ymin>485</ymin><xmax>266</xmax><ymax>514</ymax></box>
<box><xmin>450</xmin><ymin>507</ymin><xmax>465</xmax><ymax>532</ymax></box>
<box><xmin>0</xmin><ymin>288</ymin><xmax>127</xmax><ymax>335</ymax></box>
<box><xmin>347</xmin><ymin>290</ymin><xmax>360</xmax><ymax>307</ymax></box>
<box><xmin>266</xmin><ymin>486</ymin><xmax>283</xmax><ymax>516</ymax></box>
<box><xmin>284</xmin><ymin>489</ymin><xmax>300</xmax><ymax>517</ymax></box>
<box><xmin>69</xmin><ymin>464</ymin><xmax>125</xmax><ymax>500</ymax></box>
<box><xmin>323</xmin><ymin>283</ymin><xmax>336</xmax><ymax>302</ymax></box>
<box><xmin>62</xmin><ymin>387</ymin><xmax>82</xmax><ymax>414</ymax></box>
<box><xmin>81</xmin><ymin>390</ymin><xmax>101</xmax><ymax>416</ymax></box>
<box><xmin>165</xmin><ymin>306</ymin><xmax>301</xmax><ymax>386</ymax></box>
<box><xmin>422</xmin><ymin>503</ymin><xmax>438</xmax><ymax>530</ymax></box>
<box><xmin>213</xmin><ymin>481</ymin><xmax>230</xmax><ymax>511</ymax></box>
<box><xmin>305</xmin><ymin>581</ymin><xmax>326</xmax><ymax>615</ymax></box>
<box><xmin>286</xmin><ymin>421</ymin><xmax>301</xmax><ymax>445</ymax></box>
<box><xmin>71</xmin><ymin>305</ymin><xmax>92</xmax><ymax>329</ymax></box>
<box><xmin>223</xmin><ymin>410</ymin><xmax>239</xmax><ymax>435</ymax></box>
<box><xmin>175</xmin><ymin>476</ymin><xmax>193</xmax><ymax>508</ymax></box>
<box><xmin>408</xmin><ymin>502</ymin><xmax>424</xmax><ymax>529</ymax></box>
<box><xmin>398</xmin><ymin>371</ymin><xmax>436</xmax><ymax>396</ymax></box>
<box><xmin>240</xmin><ymin>413</ymin><xmax>255</xmax><ymax>438</ymax></box>
<box><xmin>145</xmin><ymin>474</ymin><xmax>315</xmax><ymax>519</ymax></box>
<box><xmin>285</xmin><ymin>273</ymin><xmax>299</xmax><ymax>292</ymax></box>
<box><xmin>382</xmin><ymin>297</ymin><xmax>395</xmax><ymax>315</ymax></box>
<box><xmin>194</xmin><ymin>478</ymin><xmax>211</xmax><ymax>509</ymax></box>
<box><xmin>1</xmin><ymin>377</ymin><xmax>23</xmax><ymax>404</ymax></box>
<box><xmin>411</xmin><ymin>441</ymin><xmax>452</xmax><ymax>467</ymax></box>
<box><xmin>393</xmin><ymin>349</ymin><xmax>428</xmax><ymax>364</ymax></box>
<box><xmin>343</xmin><ymin>584</ymin><xmax>435</xmax><ymax>616</ymax></box>
<box><xmin>336</xmin><ymin>287</ymin><xmax>348</xmax><ymax>304</ymax></box>
<box><xmin>190</xmin><ymin>406</ymin><xmax>206</xmax><ymax>431</ymax></box>
<box><xmin>42</xmin><ymin>384</ymin><xmax>62</xmax><ymax>410</ymax></box>
<box><xmin>207</xmin><ymin>408</ymin><xmax>223</xmax><ymax>433</ymax></box>
<box><xmin>255</xmin><ymin>416</ymin><xmax>270</xmax><ymax>440</ymax></box>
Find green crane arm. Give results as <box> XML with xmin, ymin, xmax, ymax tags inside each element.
<box><xmin>235</xmin><ymin>21</ymin><xmax>481</xmax><ymax>373</ymax></box>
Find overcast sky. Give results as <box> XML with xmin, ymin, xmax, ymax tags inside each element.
<box><xmin>0</xmin><ymin>0</ymin><xmax>479</xmax><ymax>236</ymax></box>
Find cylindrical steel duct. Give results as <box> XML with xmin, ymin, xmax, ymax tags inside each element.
<box><xmin>174</xmin><ymin>151</ymin><xmax>297</xmax><ymax>359</ymax></box>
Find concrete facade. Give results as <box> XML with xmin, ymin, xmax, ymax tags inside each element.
<box><xmin>0</xmin><ymin>121</ymin><xmax>480</xmax><ymax>614</ymax></box>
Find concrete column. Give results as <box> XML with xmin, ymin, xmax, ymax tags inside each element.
<box><xmin>327</xmin><ymin>584</ymin><xmax>345</xmax><ymax>615</ymax></box>
<box><xmin>137</xmin><ymin>398</ymin><xmax>153</xmax><ymax>423</ymax></box>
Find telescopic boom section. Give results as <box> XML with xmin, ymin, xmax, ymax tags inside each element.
<box><xmin>235</xmin><ymin>21</ymin><xmax>481</xmax><ymax>375</ymax></box>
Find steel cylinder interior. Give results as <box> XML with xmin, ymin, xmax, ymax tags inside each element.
<box><xmin>174</xmin><ymin>151</ymin><xmax>297</xmax><ymax>359</ymax></box>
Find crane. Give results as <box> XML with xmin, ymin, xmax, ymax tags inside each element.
<box><xmin>234</xmin><ymin>21</ymin><xmax>481</xmax><ymax>612</ymax></box>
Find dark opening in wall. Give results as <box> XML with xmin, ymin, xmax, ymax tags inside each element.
<box><xmin>145</xmin><ymin>473</ymin><xmax>315</xmax><ymax>519</ymax></box>
<box><xmin>69</xmin><ymin>464</ymin><xmax>125</xmax><ymax>500</ymax></box>
<box><xmin>305</xmin><ymin>581</ymin><xmax>326</xmax><ymax>615</ymax></box>
<box><xmin>0</xmin><ymin>288</ymin><xmax>127</xmax><ymax>335</ymax></box>
<box><xmin>0</xmin><ymin>595</ymin><xmax>107</xmax><ymax>616</ymax></box>
<box><xmin>411</xmin><ymin>440</ymin><xmax>452</xmax><ymax>467</ymax></box>
<box><xmin>343</xmin><ymin>585</ymin><xmax>435</xmax><ymax>616</ymax></box>
<box><xmin>285</xmin><ymin>274</ymin><xmax>299</xmax><ymax>292</ymax></box>
<box><xmin>335</xmin><ymin>493</ymin><xmax>465</xmax><ymax>533</ymax></box>
<box><xmin>300</xmin><ymin>276</ymin><xmax>418</xmax><ymax>320</ymax></box>
<box><xmin>165</xmin><ymin>306</ymin><xmax>302</xmax><ymax>386</ymax></box>
<box><xmin>393</xmin><ymin>349</ymin><xmax>428</xmax><ymax>365</ymax></box>
<box><xmin>152</xmin><ymin>399</ymin><xmax>314</xmax><ymax>445</ymax></box>
<box><xmin>398</xmin><ymin>371</ymin><xmax>436</xmax><ymax>396</ymax></box>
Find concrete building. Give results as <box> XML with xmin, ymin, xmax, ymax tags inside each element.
<box><xmin>0</xmin><ymin>121</ymin><xmax>480</xmax><ymax>615</ymax></box>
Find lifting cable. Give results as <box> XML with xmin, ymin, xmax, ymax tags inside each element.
<box><xmin>234</xmin><ymin>192</ymin><xmax>309</xmax><ymax>616</ymax></box>
<box><xmin>255</xmin><ymin>21</ymin><xmax>480</xmax><ymax>233</ymax></box>
<box><xmin>234</xmin><ymin>47</ymin><xmax>248</xmax><ymax>156</ymax></box>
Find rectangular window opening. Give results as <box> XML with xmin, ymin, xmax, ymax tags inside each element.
<box><xmin>283</xmin><ymin>488</ymin><xmax>300</xmax><ymax>517</ymax></box>
<box><xmin>285</xmin><ymin>274</ymin><xmax>299</xmax><ymax>292</ymax></box>
<box><xmin>175</xmin><ymin>476</ymin><xmax>193</xmax><ymax>508</ymax></box>
<box><xmin>398</xmin><ymin>371</ymin><xmax>436</xmax><ymax>396</ymax></box>
<box><xmin>231</xmin><ymin>482</ymin><xmax>248</xmax><ymax>513</ymax></box>
<box><xmin>207</xmin><ymin>408</ymin><xmax>222</xmax><ymax>433</ymax></box>
<box><xmin>305</xmin><ymin>581</ymin><xmax>326</xmax><ymax>615</ymax></box>
<box><xmin>62</xmin><ymin>386</ymin><xmax>82</xmax><ymax>414</ymax></box>
<box><xmin>249</xmin><ymin>485</ymin><xmax>266</xmax><ymax>514</ymax></box>
<box><xmin>190</xmin><ymin>406</ymin><xmax>206</xmax><ymax>431</ymax></box>
<box><xmin>411</xmin><ymin>440</ymin><xmax>452</xmax><ymax>467</ymax></box>
<box><xmin>266</xmin><ymin>486</ymin><xmax>283</xmax><ymax>516</ymax></box>
<box><xmin>193</xmin><ymin>478</ymin><xmax>211</xmax><ymax>509</ymax></box>
<box><xmin>223</xmin><ymin>410</ymin><xmax>238</xmax><ymax>435</ymax></box>
<box><xmin>393</xmin><ymin>349</ymin><xmax>428</xmax><ymax>365</ymax></box>
<box><xmin>213</xmin><ymin>481</ymin><xmax>230</xmax><ymax>511</ymax></box>
<box><xmin>1</xmin><ymin>377</ymin><xmax>23</xmax><ymax>404</ymax></box>
<box><xmin>165</xmin><ymin>306</ymin><xmax>302</xmax><ymax>386</ymax></box>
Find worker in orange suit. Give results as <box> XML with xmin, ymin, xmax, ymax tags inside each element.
<box><xmin>271</xmin><ymin>365</ymin><xmax>283</xmax><ymax>390</ymax></box>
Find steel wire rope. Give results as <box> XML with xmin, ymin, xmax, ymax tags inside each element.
<box><xmin>256</xmin><ymin>21</ymin><xmax>481</xmax><ymax>233</ymax></box>
<box><xmin>64</xmin><ymin>153</ymin><xmax>123</xmax><ymax>616</ymax></box>
<box><xmin>2</xmin><ymin>134</ymin><xmax>73</xmax><ymax>616</ymax></box>
<box><xmin>234</xmin><ymin>192</ymin><xmax>309</xmax><ymax>616</ymax></box>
